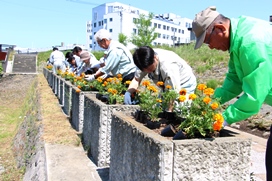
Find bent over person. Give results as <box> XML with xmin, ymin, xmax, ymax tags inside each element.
<box><xmin>84</xmin><ymin>29</ymin><xmax>136</xmax><ymax>83</ymax></box>
<box><xmin>124</xmin><ymin>46</ymin><xmax>197</xmax><ymax>106</ymax></box>
<box><xmin>192</xmin><ymin>6</ymin><xmax>272</xmax><ymax>180</ymax></box>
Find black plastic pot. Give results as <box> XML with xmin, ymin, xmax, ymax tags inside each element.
<box><xmin>100</xmin><ymin>95</ymin><xmax>109</xmax><ymax>103</ymax></box>
<box><xmin>173</xmin><ymin>130</ymin><xmax>187</xmax><ymax>140</ymax></box>
<box><xmin>161</xmin><ymin>124</ymin><xmax>176</xmax><ymax>137</ymax></box>
<box><xmin>146</xmin><ymin>120</ymin><xmax>161</xmax><ymax>129</ymax></box>
<box><xmin>96</xmin><ymin>93</ymin><xmax>103</xmax><ymax>100</ymax></box>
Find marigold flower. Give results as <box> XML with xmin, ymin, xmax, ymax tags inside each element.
<box><xmin>179</xmin><ymin>89</ymin><xmax>187</xmax><ymax>95</ymax></box>
<box><xmin>103</xmin><ymin>81</ymin><xmax>108</xmax><ymax>86</ymax></box>
<box><xmin>125</xmin><ymin>81</ymin><xmax>131</xmax><ymax>85</ymax></box>
<box><xmin>156</xmin><ymin>81</ymin><xmax>164</xmax><ymax>87</ymax></box>
<box><xmin>165</xmin><ymin>85</ymin><xmax>172</xmax><ymax>89</ymax></box>
<box><xmin>203</xmin><ymin>96</ymin><xmax>211</xmax><ymax>104</ymax></box>
<box><xmin>156</xmin><ymin>99</ymin><xmax>162</xmax><ymax>103</ymax></box>
<box><xmin>211</xmin><ymin>102</ymin><xmax>219</xmax><ymax>110</ymax></box>
<box><xmin>117</xmin><ymin>74</ymin><xmax>122</xmax><ymax>78</ymax></box>
<box><xmin>204</xmin><ymin>88</ymin><xmax>214</xmax><ymax>96</ymax></box>
<box><xmin>97</xmin><ymin>77</ymin><xmax>103</xmax><ymax>82</ymax></box>
<box><xmin>147</xmin><ymin>85</ymin><xmax>158</xmax><ymax>92</ymax></box>
<box><xmin>213</xmin><ymin>113</ymin><xmax>224</xmax><ymax>123</ymax></box>
<box><xmin>189</xmin><ymin>93</ymin><xmax>197</xmax><ymax>100</ymax></box>
<box><xmin>179</xmin><ymin>95</ymin><xmax>186</xmax><ymax>102</ymax></box>
<box><xmin>197</xmin><ymin>84</ymin><xmax>207</xmax><ymax>91</ymax></box>
<box><xmin>142</xmin><ymin>80</ymin><xmax>151</xmax><ymax>87</ymax></box>
<box><xmin>76</xmin><ymin>89</ymin><xmax>81</xmax><ymax>93</ymax></box>
<box><xmin>213</xmin><ymin>121</ymin><xmax>222</xmax><ymax>131</ymax></box>
<box><xmin>118</xmin><ymin>78</ymin><xmax>122</xmax><ymax>81</ymax></box>
<box><xmin>77</xmin><ymin>85</ymin><xmax>81</xmax><ymax>89</ymax></box>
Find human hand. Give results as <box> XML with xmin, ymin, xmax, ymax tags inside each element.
<box><xmin>84</xmin><ymin>74</ymin><xmax>96</xmax><ymax>82</ymax></box>
<box><xmin>223</xmin><ymin>119</ymin><xmax>229</xmax><ymax>127</ymax></box>
<box><xmin>124</xmin><ymin>91</ymin><xmax>132</xmax><ymax>105</ymax></box>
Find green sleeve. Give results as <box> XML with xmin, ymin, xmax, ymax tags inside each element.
<box><xmin>223</xmin><ymin>42</ymin><xmax>272</xmax><ymax>124</ymax></box>
<box><xmin>214</xmin><ymin>57</ymin><xmax>243</xmax><ymax>104</ymax></box>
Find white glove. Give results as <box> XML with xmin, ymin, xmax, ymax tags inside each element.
<box><xmin>84</xmin><ymin>74</ymin><xmax>96</xmax><ymax>82</ymax></box>
<box><xmin>223</xmin><ymin>120</ymin><xmax>229</xmax><ymax>127</ymax></box>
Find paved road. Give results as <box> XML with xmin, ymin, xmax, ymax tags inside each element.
<box><xmin>12</xmin><ymin>54</ymin><xmax>37</xmax><ymax>73</ymax></box>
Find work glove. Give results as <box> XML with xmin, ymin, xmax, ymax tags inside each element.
<box><xmin>84</xmin><ymin>74</ymin><xmax>96</xmax><ymax>82</ymax></box>
<box><xmin>223</xmin><ymin>119</ymin><xmax>229</xmax><ymax>127</ymax></box>
<box><xmin>124</xmin><ymin>91</ymin><xmax>132</xmax><ymax>105</ymax></box>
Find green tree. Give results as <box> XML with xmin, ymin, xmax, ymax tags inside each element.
<box><xmin>130</xmin><ymin>13</ymin><xmax>157</xmax><ymax>47</ymax></box>
<box><xmin>118</xmin><ymin>33</ymin><xmax>128</xmax><ymax>46</ymax></box>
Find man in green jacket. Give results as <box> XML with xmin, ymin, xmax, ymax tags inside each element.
<box><xmin>192</xmin><ymin>6</ymin><xmax>272</xmax><ymax>180</ymax></box>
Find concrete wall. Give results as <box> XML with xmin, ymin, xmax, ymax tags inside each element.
<box><xmin>70</xmin><ymin>87</ymin><xmax>98</xmax><ymax>133</ymax></box>
<box><xmin>110</xmin><ymin>111</ymin><xmax>252</xmax><ymax>181</ymax></box>
<box><xmin>82</xmin><ymin>94</ymin><xmax>139</xmax><ymax>168</ymax></box>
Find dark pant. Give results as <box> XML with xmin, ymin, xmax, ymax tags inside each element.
<box><xmin>122</xmin><ymin>72</ymin><xmax>135</xmax><ymax>84</ymax></box>
<box><xmin>266</xmin><ymin>125</ymin><xmax>272</xmax><ymax>181</ymax></box>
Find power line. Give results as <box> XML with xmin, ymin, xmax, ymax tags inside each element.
<box><xmin>66</xmin><ymin>0</ymin><xmax>99</xmax><ymax>6</ymax></box>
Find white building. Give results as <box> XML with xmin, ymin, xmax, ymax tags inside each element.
<box><xmin>86</xmin><ymin>2</ymin><xmax>192</xmax><ymax>51</ymax></box>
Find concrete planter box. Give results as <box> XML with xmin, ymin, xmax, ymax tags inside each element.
<box><xmin>110</xmin><ymin>111</ymin><xmax>252</xmax><ymax>181</ymax></box>
<box><xmin>62</xmin><ymin>80</ymin><xmax>73</xmax><ymax>116</ymax></box>
<box><xmin>58</xmin><ymin>77</ymin><xmax>65</xmax><ymax>106</ymax></box>
<box><xmin>70</xmin><ymin>88</ymin><xmax>98</xmax><ymax>133</ymax></box>
<box><xmin>82</xmin><ymin>94</ymin><xmax>139</xmax><ymax>168</ymax></box>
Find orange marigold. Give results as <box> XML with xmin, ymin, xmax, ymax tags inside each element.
<box><xmin>204</xmin><ymin>88</ymin><xmax>214</xmax><ymax>96</ymax></box>
<box><xmin>203</xmin><ymin>96</ymin><xmax>211</xmax><ymax>104</ymax></box>
<box><xmin>77</xmin><ymin>85</ymin><xmax>82</xmax><ymax>89</ymax></box>
<box><xmin>197</xmin><ymin>84</ymin><xmax>207</xmax><ymax>91</ymax></box>
<box><xmin>179</xmin><ymin>89</ymin><xmax>187</xmax><ymax>95</ymax></box>
<box><xmin>142</xmin><ymin>80</ymin><xmax>151</xmax><ymax>87</ymax></box>
<box><xmin>165</xmin><ymin>85</ymin><xmax>172</xmax><ymax>89</ymax></box>
<box><xmin>76</xmin><ymin>89</ymin><xmax>81</xmax><ymax>93</ymax></box>
<box><xmin>213</xmin><ymin>121</ymin><xmax>222</xmax><ymax>131</ymax></box>
<box><xmin>210</xmin><ymin>102</ymin><xmax>219</xmax><ymax>110</ymax></box>
<box><xmin>117</xmin><ymin>74</ymin><xmax>122</xmax><ymax>78</ymax></box>
<box><xmin>156</xmin><ymin>81</ymin><xmax>164</xmax><ymax>87</ymax></box>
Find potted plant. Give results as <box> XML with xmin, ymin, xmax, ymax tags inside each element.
<box><xmin>137</xmin><ymin>80</ymin><xmax>162</xmax><ymax>128</ymax></box>
<box><xmin>174</xmin><ymin>83</ymin><xmax>224</xmax><ymax>139</ymax></box>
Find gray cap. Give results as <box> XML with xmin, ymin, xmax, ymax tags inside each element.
<box><xmin>192</xmin><ymin>6</ymin><xmax>219</xmax><ymax>49</ymax></box>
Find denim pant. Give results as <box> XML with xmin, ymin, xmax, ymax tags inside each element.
<box><xmin>266</xmin><ymin>125</ymin><xmax>272</xmax><ymax>181</ymax></box>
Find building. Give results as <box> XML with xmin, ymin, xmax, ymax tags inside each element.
<box><xmin>86</xmin><ymin>2</ymin><xmax>192</xmax><ymax>51</ymax></box>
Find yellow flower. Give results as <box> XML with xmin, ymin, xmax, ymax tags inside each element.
<box><xmin>156</xmin><ymin>99</ymin><xmax>162</xmax><ymax>103</ymax></box>
<box><xmin>189</xmin><ymin>93</ymin><xmax>197</xmax><ymax>100</ymax></box>
<box><xmin>213</xmin><ymin>113</ymin><xmax>224</xmax><ymax>123</ymax></box>
<box><xmin>125</xmin><ymin>81</ymin><xmax>131</xmax><ymax>85</ymax></box>
<box><xmin>179</xmin><ymin>95</ymin><xmax>186</xmax><ymax>102</ymax></box>
<box><xmin>165</xmin><ymin>85</ymin><xmax>172</xmax><ymax>89</ymax></box>
<box><xmin>197</xmin><ymin>84</ymin><xmax>207</xmax><ymax>91</ymax></box>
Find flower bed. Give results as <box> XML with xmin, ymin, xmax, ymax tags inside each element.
<box><xmin>110</xmin><ymin>110</ymin><xmax>252</xmax><ymax>181</ymax></box>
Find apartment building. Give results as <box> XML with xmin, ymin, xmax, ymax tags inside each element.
<box><xmin>86</xmin><ymin>2</ymin><xmax>193</xmax><ymax>51</ymax></box>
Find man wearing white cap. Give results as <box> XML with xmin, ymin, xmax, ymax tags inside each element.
<box><xmin>84</xmin><ymin>29</ymin><xmax>136</xmax><ymax>83</ymax></box>
<box><xmin>192</xmin><ymin>6</ymin><xmax>272</xmax><ymax>180</ymax></box>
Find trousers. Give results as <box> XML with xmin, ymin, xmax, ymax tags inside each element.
<box><xmin>266</xmin><ymin>125</ymin><xmax>272</xmax><ymax>181</ymax></box>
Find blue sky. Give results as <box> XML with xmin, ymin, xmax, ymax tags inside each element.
<box><xmin>1</xmin><ymin>0</ymin><xmax>271</xmax><ymax>49</ymax></box>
